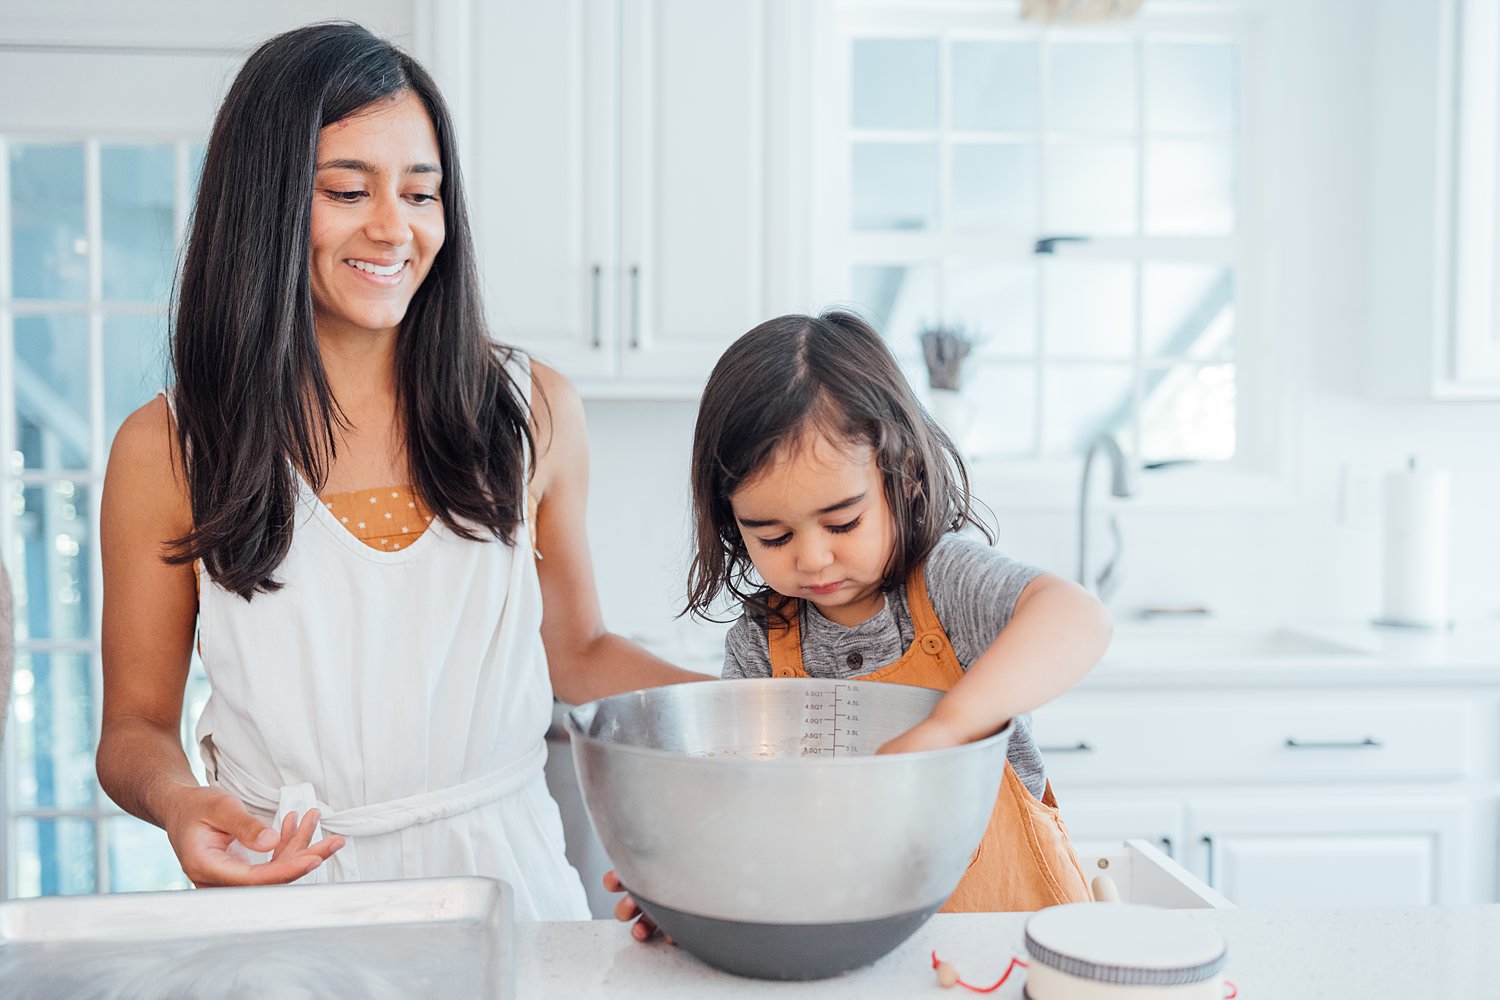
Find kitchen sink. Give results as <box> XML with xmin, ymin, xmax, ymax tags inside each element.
<box><xmin>1103</xmin><ymin>623</ymin><xmax>1375</xmax><ymax>666</ymax></box>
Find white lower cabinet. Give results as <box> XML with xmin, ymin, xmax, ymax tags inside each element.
<box><xmin>1035</xmin><ymin>686</ymin><xmax>1491</xmax><ymax>906</ymax></box>
<box><xmin>1185</xmin><ymin>795</ymin><xmax>1471</xmax><ymax>907</ymax></box>
<box><xmin>1054</xmin><ymin>795</ymin><xmax>1185</xmax><ymax>865</ymax></box>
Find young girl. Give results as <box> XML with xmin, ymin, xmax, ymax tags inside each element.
<box><xmin>687</xmin><ymin>310</ymin><xmax>1110</xmax><ymax>913</ymax></box>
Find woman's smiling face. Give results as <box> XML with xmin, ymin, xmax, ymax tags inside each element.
<box><xmin>308</xmin><ymin>90</ymin><xmax>445</xmax><ymax>343</ymax></box>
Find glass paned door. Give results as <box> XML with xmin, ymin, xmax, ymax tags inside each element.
<box><xmin>3</xmin><ymin>137</ymin><xmax>206</xmax><ymax>898</ymax></box>
<box><xmin>9</xmin><ymin>144</ymin><xmax>89</xmax><ymax>303</ymax></box>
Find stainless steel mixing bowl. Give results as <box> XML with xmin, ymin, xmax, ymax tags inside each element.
<box><xmin>566</xmin><ymin>678</ymin><xmax>1011</xmax><ymax>980</ymax></box>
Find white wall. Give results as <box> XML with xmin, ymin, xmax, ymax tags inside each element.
<box><xmin>580</xmin><ymin>399</ymin><xmax>700</xmax><ymax>638</ymax></box>
<box><xmin>582</xmin><ymin>0</ymin><xmax>1500</xmax><ymax>651</ymax></box>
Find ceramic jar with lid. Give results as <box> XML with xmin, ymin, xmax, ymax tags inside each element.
<box><xmin>1023</xmin><ymin>903</ymin><xmax>1227</xmax><ymax>999</ymax></box>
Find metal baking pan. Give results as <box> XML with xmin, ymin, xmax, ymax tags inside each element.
<box><xmin>0</xmin><ymin>875</ymin><xmax>512</xmax><ymax>999</ymax></box>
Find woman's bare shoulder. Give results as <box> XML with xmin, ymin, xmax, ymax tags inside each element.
<box><xmin>528</xmin><ymin>358</ymin><xmax>583</xmax><ymax>430</ymax></box>
<box><xmin>526</xmin><ymin>358</ymin><xmax>587</xmax><ymax>499</ymax></box>
<box><xmin>103</xmin><ymin>396</ymin><xmax>192</xmax><ymax>534</ymax></box>
<box><xmin>527</xmin><ymin>359</ymin><xmax>584</xmax><ymax>453</ymax></box>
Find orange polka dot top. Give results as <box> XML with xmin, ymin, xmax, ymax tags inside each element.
<box><xmin>321</xmin><ymin>486</ymin><xmax>433</xmax><ymax>551</ymax></box>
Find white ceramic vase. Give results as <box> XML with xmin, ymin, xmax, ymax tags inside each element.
<box><xmin>927</xmin><ymin>388</ymin><xmax>975</xmax><ymax>454</ymax></box>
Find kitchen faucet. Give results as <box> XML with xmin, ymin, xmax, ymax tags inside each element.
<box><xmin>1077</xmin><ymin>433</ymin><xmax>1134</xmax><ymax>601</ymax></box>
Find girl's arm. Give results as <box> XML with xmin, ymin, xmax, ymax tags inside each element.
<box><xmin>529</xmin><ymin>361</ymin><xmax>706</xmax><ymax>705</ymax></box>
<box><xmin>97</xmin><ymin>398</ymin><xmax>341</xmax><ymax>885</ymax></box>
<box><xmin>880</xmin><ymin>573</ymin><xmax>1110</xmax><ymax>753</ymax></box>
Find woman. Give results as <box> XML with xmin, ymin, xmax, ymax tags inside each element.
<box><xmin>96</xmin><ymin>22</ymin><xmax>700</xmax><ymax>919</ymax></box>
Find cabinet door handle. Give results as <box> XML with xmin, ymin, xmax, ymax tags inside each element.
<box><xmin>1034</xmin><ymin>234</ymin><xmax>1090</xmax><ymax>254</ymax></box>
<box><xmin>590</xmin><ymin>264</ymin><xmax>602</xmax><ymax>349</ymax></box>
<box><xmin>1200</xmin><ymin>834</ymin><xmax>1215</xmax><ymax>887</ymax></box>
<box><xmin>1284</xmin><ymin>736</ymin><xmax>1383</xmax><ymax>750</ymax></box>
<box><xmin>1038</xmin><ymin>741</ymin><xmax>1093</xmax><ymax>754</ymax></box>
<box><xmin>628</xmin><ymin>263</ymin><xmax>640</xmax><ymax>349</ymax></box>
<box><xmin>1159</xmin><ymin>836</ymin><xmax>1174</xmax><ymax>859</ymax></box>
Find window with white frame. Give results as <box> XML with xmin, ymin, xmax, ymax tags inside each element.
<box><xmin>2</xmin><ymin>135</ymin><xmax>210</xmax><ymax>897</ymax></box>
<box><xmin>824</xmin><ymin>4</ymin><xmax>1244</xmax><ymax>465</ymax></box>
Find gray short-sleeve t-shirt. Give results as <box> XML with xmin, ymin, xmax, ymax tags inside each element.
<box><xmin>721</xmin><ymin>533</ymin><xmax>1048</xmax><ymax>797</ymax></box>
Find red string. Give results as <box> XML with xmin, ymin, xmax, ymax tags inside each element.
<box><xmin>931</xmin><ymin>950</ymin><xmax>1238</xmax><ymax>999</ymax></box>
<box><xmin>930</xmin><ymin>950</ymin><xmax>1028</xmax><ymax>993</ymax></box>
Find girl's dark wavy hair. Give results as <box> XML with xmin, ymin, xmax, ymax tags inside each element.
<box><xmin>166</xmin><ymin>22</ymin><xmax>536</xmax><ymax>598</ymax></box>
<box><xmin>685</xmin><ymin>310</ymin><xmax>991</xmax><ymax>627</ymax></box>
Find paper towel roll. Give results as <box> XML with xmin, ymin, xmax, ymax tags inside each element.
<box><xmin>1379</xmin><ymin>460</ymin><xmax>1452</xmax><ymax>628</ymax></box>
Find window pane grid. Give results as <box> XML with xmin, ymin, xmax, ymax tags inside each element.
<box><xmin>937</xmin><ymin>35</ymin><xmax>952</xmax><ymax>239</ymax></box>
<box><xmin>0</xmin><ymin>139</ymin><xmax>10</xmax><ymax>901</ymax></box>
<box><xmin>4</xmin><ymin>134</ymin><xmax>199</xmax><ymax>899</ymax></box>
<box><xmin>8</xmin><ymin>301</ymin><xmax>161</xmax><ymax>315</ymax></box>
<box><xmin>9</xmin><ymin>810</ymin><xmax>115</xmax><ymax>823</ymax></box>
<box><xmin>843</xmin><ymin>14</ymin><xmax>1238</xmax><ymax>463</ymax></box>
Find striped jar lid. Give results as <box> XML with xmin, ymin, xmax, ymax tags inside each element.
<box><xmin>1024</xmin><ymin>903</ymin><xmax>1227</xmax><ymax>993</ymax></box>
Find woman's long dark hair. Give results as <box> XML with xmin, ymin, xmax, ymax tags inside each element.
<box><xmin>685</xmin><ymin>310</ymin><xmax>991</xmax><ymax>627</ymax></box>
<box><xmin>167</xmin><ymin>22</ymin><xmax>535</xmax><ymax>598</ymax></box>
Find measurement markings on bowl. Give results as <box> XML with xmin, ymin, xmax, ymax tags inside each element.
<box><xmin>800</xmin><ymin>684</ymin><xmax>864</xmax><ymax>757</ymax></box>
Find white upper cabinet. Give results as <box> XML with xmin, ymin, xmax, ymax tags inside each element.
<box><xmin>1449</xmin><ymin>0</ymin><xmax>1500</xmax><ymax>383</ymax></box>
<box><xmin>1369</xmin><ymin>0</ymin><xmax>1500</xmax><ymax>398</ymax></box>
<box><xmin>470</xmin><ymin>0</ymin><xmax>801</xmax><ymax>395</ymax></box>
<box><xmin>617</xmin><ymin>0</ymin><xmax>766</xmax><ymax>383</ymax></box>
<box><xmin>471</xmin><ymin>1</ymin><xmax>618</xmax><ymax>381</ymax></box>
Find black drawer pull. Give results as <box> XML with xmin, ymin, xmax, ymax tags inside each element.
<box><xmin>628</xmin><ymin>264</ymin><xmax>641</xmax><ymax>348</ymax></box>
<box><xmin>1039</xmin><ymin>741</ymin><xmax>1094</xmax><ymax>754</ymax></box>
<box><xmin>590</xmin><ymin>264</ymin><xmax>602</xmax><ymax>348</ymax></box>
<box><xmin>1284</xmin><ymin>736</ymin><xmax>1383</xmax><ymax>750</ymax></box>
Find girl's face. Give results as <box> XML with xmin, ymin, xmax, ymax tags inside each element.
<box><xmin>309</xmin><ymin>91</ymin><xmax>445</xmax><ymax>345</ymax></box>
<box><xmin>729</xmin><ymin>432</ymin><xmax>898</xmax><ymax>628</ymax></box>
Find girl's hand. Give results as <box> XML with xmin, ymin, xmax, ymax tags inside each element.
<box><xmin>603</xmin><ymin>869</ymin><xmax>673</xmax><ymax>944</ymax></box>
<box><xmin>876</xmin><ymin>715</ymin><xmax>970</xmax><ymax>755</ymax></box>
<box><xmin>162</xmin><ymin>784</ymin><xmax>345</xmax><ymax>887</ymax></box>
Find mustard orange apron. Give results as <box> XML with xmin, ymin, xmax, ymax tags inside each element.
<box><xmin>768</xmin><ymin>567</ymin><xmax>1092</xmax><ymax>912</ymax></box>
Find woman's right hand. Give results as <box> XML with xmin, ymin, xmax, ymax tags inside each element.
<box><xmin>162</xmin><ymin>784</ymin><xmax>345</xmax><ymax>887</ymax></box>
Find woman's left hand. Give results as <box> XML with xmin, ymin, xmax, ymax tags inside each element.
<box><xmin>603</xmin><ymin>869</ymin><xmax>673</xmax><ymax>944</ymax></box>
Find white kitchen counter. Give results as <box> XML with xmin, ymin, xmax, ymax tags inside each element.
<box><xmin>1071</xmin><ymin>615</ymin><xmax>1500</xmax><ymax>689</ymax></box>
<box><xmin>518</xmin><ymin>904</ymin><xmax>1498</xmax><ymax>998</ymax></box>
<box><xmin>631</xmin><ymin>615</ymin><xmax>1500</xmax><ymax>687</ymax></box>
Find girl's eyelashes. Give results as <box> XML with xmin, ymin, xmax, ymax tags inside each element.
<box><xmin>754</xmin><ymin>516</ymin><xmax>861</xmax><ymax>549</ymax></box>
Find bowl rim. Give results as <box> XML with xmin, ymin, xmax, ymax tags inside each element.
<box><xmin>563</xmin><ymin>678</ymin><xmax>1013</xmax><ymax>768</ymax></box>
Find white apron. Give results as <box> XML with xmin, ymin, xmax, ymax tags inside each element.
<box><xmin>182</xmin><ymin>358</ymin><xmax>589</xmax><ymax>919</ymax></box>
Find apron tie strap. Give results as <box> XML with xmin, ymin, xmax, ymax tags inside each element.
<box><xmin>202</xmin><ymin>735</ymin><xmax>548</xmax><ymax>839</ymax></box>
